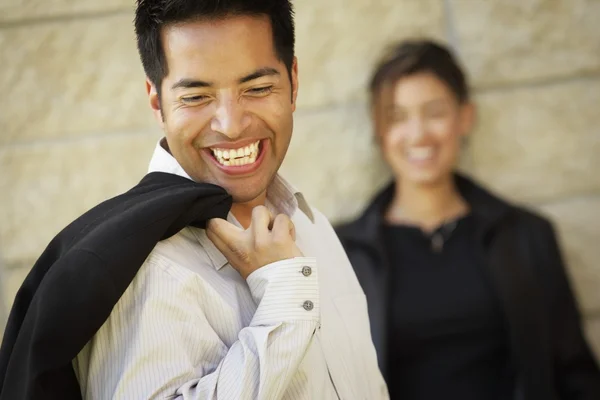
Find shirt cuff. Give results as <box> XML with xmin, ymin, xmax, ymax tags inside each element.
<box><xmin>246</xmin><ymin>257</ymin><xmax>319</xmax><ymax>326</ymax></box>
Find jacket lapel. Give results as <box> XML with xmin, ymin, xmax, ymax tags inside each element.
<box><xmin>459</xmin><ymin>174</ymin><xmax>556</xmax><ymax>399</ymax></box>
<box><xmin>483</xmin><ymin>217</ymin><xmax>556</xmax><ymax>400</ymax></box>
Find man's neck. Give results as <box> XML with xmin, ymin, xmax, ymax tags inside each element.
<box><xmin>386</xmin><ymin>176</ymin><xmax>469</xmax><ymax>232</ymax></box>
<box><xmin>230</xmin><ymin>191</ymin><xmax>268</xmax><ymax>229</ymax></box>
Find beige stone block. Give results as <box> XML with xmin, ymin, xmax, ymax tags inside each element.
<box><xmin>0</xmin><ymin>132</ymin><xmax>160</xmax><ymax>263</ymax></box>
<box><xmin>0</xmin><ymin>14</ymin><xmax>154</xmax><ymax>144</ymax></box>
<box><xmin>0</xmin><ymin>0</ymin><xmax>132</xmax><ymax>22</ymax></box>
<box><xmin>281</xmin><ymin>103</ymin><xmax>392</xmax><ymax>223</ymax></box>
<box><xmin>295</xmin><ymin>0</ymin><xmax>447</xmax><ymax>108</ymax></box>
<box><xmin>451</xmin><ymin>0</ymin><xmax>600</xmax><ymax>87</ymax></box>
<box><xmin>469</xmin><ymin>78</ymin><xmax>600</xmax><ymax>203</ymax></box>
<box><xmin>538</xmin><ymin>196</ymin><xmax>600</xmax><ymax>315</ymax></box>
<box><xmin>585</xmin><ymin>317</ymin><xmax>600</xmax><ymax>362</ymax></box>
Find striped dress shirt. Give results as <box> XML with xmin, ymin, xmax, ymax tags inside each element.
<box><xmin>73</xmin><ymin>139</ymin><xmax>389</xmax><ymax>400</ymax></box>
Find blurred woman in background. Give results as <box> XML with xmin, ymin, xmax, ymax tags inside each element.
<box><xmin>335</xmin><ymin>39</ymin><xmax>600</xmax><ymax>400</ymax></box>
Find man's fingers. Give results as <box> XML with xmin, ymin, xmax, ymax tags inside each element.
<box><xmin>251</xmin><ymin>206</ymin><xmax>274</xmax><ymax>237</ymax></box>
<box><xmin>272</xmin><ymin>214</ymin><xmax>296</xmax><ymax>242</ymax></box>
<box><xmin>206</xmin><ymin>224</ymin><xmax>231</xmax><ymax>255</ymax></box>
<box><xmin>206</xmin><ymin>218</ymin><xmax>244</xmax><ymax>245</ymax></box>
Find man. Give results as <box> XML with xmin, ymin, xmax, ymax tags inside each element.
<box><xmin>71</xmin><ymin>1</ymin><xmax>388</xmax><ymax>399</ymax></box>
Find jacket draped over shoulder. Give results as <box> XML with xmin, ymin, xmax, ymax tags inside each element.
<box><xmin>0</xmin><ymin>172</ymin><xmax>232</xmax><ymax>400</ymax></box>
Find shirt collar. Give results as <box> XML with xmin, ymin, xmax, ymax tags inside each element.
<box><xmin>147</xmin><ymin>138</ymin><xmax>194</xmax><ymax>181</ymax></box>
<box><xmin>148</xmin><ymin>138</ymin><xmax>315</xmax><ymax>270</ymax></box>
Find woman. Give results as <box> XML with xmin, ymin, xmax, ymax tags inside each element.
<box><xmin>335</xmin><ymin>39</ymin><xmax>600</xmax><ymax>400</ymax></box>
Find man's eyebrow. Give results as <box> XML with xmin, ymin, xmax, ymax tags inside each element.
<box><xmin>239</xmin><ymin>67</ymin><xmax>280</xmax><ymax>84</ymax></box>
<box><xmin>171</xmin><ymin>79</ymin><xmax>212</xmax><ymax>91</ymax></box>
<box><xmin>170</xmin><ymin>68</ymin><xmax>280</xmax><ymax>90</ymax></box>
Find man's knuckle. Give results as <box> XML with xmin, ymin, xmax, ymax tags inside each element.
<box><xmin>231</xmin><ymin>246</ymin><xmax>250</xmax><ymax>263</ymax></box>
<box><xmin>252</xmin><ymin>205</ymin><xmax>268</xmax><ymax>217</ymax></box>
<box><xmin>276</xmin><ymin>214</ymin><xmax>290</xmax><ymax>223</ymax></box>
<box><xmin>254</xmin><ymin>235</ymin><xmax>270</xmax><ymax>251</ymax></box>
<box><xmin>272</xmin><ymin>234</ymin><xmax>288</xmax><ymax>247</ymax></box>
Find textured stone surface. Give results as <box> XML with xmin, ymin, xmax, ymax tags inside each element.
<box><xmin>469</xmin><ymin>78</ymin><xmax>600</xmax><ymax>203</ymax></box>
<box><xmin>586</xmin><ymin>318</ymin><xmax>600</xmax><ymax>360</ymax></box>
<box><xmin>0</xmin><ymin>14</ymin><xmax>153</xmax><ymax>144</ymax></box>
<box><xmin>451</xmin><ymin>0</ymin><xmax>600</xmax><ymax>87</ymax></box>
<box><xmin>538</xmin><ymin>196</ymin><xmax>600</xmax><ymax>315</ymax></box>
<box><xmin>281</xmin><ymin>103</ymin><xmax>392</xmax><ymax>224</ymax></box>
<box><xmin>295</xmin><ymin>0</ymin><xmax>447</xmax><ymax>109</ymax></box>
<box><xmin>0</xmin><ymin>132</ymin><xmax>159</xmax><ymax>263</ymax></box>
<box><xmin>0</xmin><ymin>0</ymin><xmax>132</xmax><ymax>22</ymax></box>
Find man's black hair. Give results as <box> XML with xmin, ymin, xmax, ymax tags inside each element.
<box><xmin>134</xmin><ymin>0</ymin><xmax>295</xmax><ymax>96</ymax></box>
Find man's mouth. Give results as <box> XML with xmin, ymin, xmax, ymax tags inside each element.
<box><xmin>210</xmin><ymin>140</ymin><xmax>261</xmax><ymax>166</ymax></box>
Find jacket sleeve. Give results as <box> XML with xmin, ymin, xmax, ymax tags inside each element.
<box><xmin>536</xmin><ymin>218</ymin><xmax>600</xmax><ymax>399</ymax></box>
<box><xmin>74</xmin><ymin>255</ymin><xmax>320</xmax><ymax>400</ymax></box>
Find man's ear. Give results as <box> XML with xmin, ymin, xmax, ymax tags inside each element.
<box><xmin>146</xmin><ymin>78</ymin><xmax>164</xmax><ymax>128</ymax></box>
<box><xmin>290</xmin><ymin>57</ymin><xmax>299</xmax><ymax>111</ymax></box>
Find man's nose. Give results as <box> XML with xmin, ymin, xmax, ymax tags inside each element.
<box><xmin>211</xmin><ymin>94</ymin><xmax>251</xmax><ymax>139</ymax></box>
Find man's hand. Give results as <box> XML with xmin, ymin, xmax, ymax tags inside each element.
<box><xmin>206</xmin><ymin>206</ymin><xmax>304</xmax><ymax>279</ymax></box>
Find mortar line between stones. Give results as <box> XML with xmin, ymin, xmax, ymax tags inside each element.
<box><xmin>1</xmin><ymin>100</ymin><xmax>368</xmax><ymax>151</ymax></box>
<box><xmin>443</xmin><ymin>0</ymin><xmax>461</xmax><ymax>51</ymax></box>
<box><xmin>2</xmin><ymin>129</ymin><xmax>159</xmax><ymax>151</ymax></box>
<box><xmin>0</xmin><ymin>8</ymin><xmax>132</xmax><ymax>29</ymax></box>
<box><xmin>473</xmin><ymin>71</ymin><xmax>600</xmax><ymax>95</ymax></box>
<box><xmin>3</xmin><ymin>259</ymin><xmax>37</xmax><ymax>271</ymax></box>
<box><xmin>535</xmin><ymin>191</ymin><xmax>600</xmax><ymax>208</ymax></box>
<box><xmin>295</xmin><ymin>100</ymin><xmax>368</xmax><ymax>116</ymax></box>
<box><xmin>586</xmin><ymin>310</ymin><xmax>600</xmax><ymax>320</ymax></box>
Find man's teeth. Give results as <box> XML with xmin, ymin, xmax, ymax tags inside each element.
<box><xmin>211</xmin><ymin>140</ymin><xmax>260</xmax><ymax>166</ymax></box>
<box><xmin>407</xmin><ymin>147</ymin><xmax>434</xmax><ymax>160</ymax></box>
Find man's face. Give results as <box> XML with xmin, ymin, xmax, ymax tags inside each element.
<box><xmin>148</xmin><ymin>15</ymin><xmax>298</xmax><ymax>203</ymax></box>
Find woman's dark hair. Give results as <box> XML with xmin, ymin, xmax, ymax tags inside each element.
<box><xmin>369</xmin><ymin>39</ymin><xmax>470</xmax><ymax>104</ymax></box>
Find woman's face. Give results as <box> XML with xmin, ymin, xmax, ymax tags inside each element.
<box><xmin>374</xmin><ymin>72</ymin><xmax>474</xmax><ymax>187</ymax></box>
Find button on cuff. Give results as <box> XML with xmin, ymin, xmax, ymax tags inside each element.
<box><xmin>303</xmin><ymin>300</ymin><xmax>314</xmax><ymax>311</ymax></box>
<box><xmin>248</xmin><ymin>257</ymin><xmax>319</xmax><ymax>325</ymax></box>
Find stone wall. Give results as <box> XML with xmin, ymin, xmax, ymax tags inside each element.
<box><xmin>1</xmin><ymin>0</ymin><xmax>599</xmax><ymax>356</ymax></box>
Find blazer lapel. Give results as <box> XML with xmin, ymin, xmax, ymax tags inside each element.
<box><xmin>483</xmin><ymin>218</ymin><xmax>556</xmax><ymax>400</ymax></box>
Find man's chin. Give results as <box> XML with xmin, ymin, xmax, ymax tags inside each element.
<box><xmin>220</xmin><ymin>180</ymin><xmax>269</xmax><ymax>204</ymax></box>
<box><xmin>228</xmin><ymin>189</ymin><xmax>268</xmax><ymax>205</ymax></box>
<box><xmin>208</xmin><ymin>166</ymin><xmax>276</xmax><ymax>205</ymax></box>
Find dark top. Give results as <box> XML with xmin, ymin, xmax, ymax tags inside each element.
<box><xmin>335</xmin><ymin>174</ymin><xmax>600</xmax><ymax>400</ymax></box>
<box><xmin>383</xmin><ymin>215</ymin><xmax>514</xmax><ymax>399</ymax></box>
<box><xmin>0</xmin><ymin>172</ymin><xmax>232</xmax><ymax>400</ymax></box>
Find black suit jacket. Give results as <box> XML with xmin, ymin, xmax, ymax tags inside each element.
<box><xmin>336</xmin><ymin>174</ymin><xmax>600</xmax><ymax>400</ymax></box>
<box><xmin>0</xmin><ymin>172</ymin><xmax>232</xmax><ymax>400</ymax></box>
